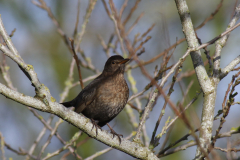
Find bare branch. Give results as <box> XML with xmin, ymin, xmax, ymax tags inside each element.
<box><xmin>0</xmin><ymin>15</ymin><xmax>52</xmax><ymax>105</ymax></box>
<box><xmin>213</xmin><ymin>4</ymin><xmax>240</xmax><ymax>76</ymax></box>
<box><xmin>0</xmin><ymin>55</ymin><xmax>16</xmax><ymax>90</ymax></box>
<box><xmin>42</xmin><ymin>132</ymin><xmax>82</xmax><ymax>160</ymax></box>
<box><xmin>220</xmin><ymin>55</ymin><xmax>240</xmax><ymax>79</ymax></box>
<box><xmin>194</xmin><ymin>0</ymin><xmax>224</xmax><ymax>30</ymax></box>
<box><xmin>0</xmin><ymin>83</ymin><xmax>159</xmax><ymax>160</ymax></box>
<box><xmin>3</xmin><ymin>137</ymin><xmax>37</xmax><ymax>159</ymax></box>
<box><xmin>214</xmin><ymin>147</ymin><xmax>240</xmax><ymax>153</ymax></box>
<box><xmin>73</xmin><ymin>0</ymin><xmax>81</xmax><ymax>36</ymax></box>
<box><xmin>38</xmin><ymin>119</ymin><xmax>64</xmax><ymax>159</ymax></box>
<box><xmin>69</xmin><ymin>39</ymin><xmax>84</xmax><ymax>89</ymax></box>
<box><xmin>32</xmin><ymin>0</ymin><xmax>71</xmax><ymax>50</ymax></box>
<box><xmin>175</xmin><ymin>0</ymin><xmax>214</xmax><ymax>94</ymax></box>
<box><xmin>158</xmin><ymin>129</ymin><xmax>240</xmax><ymax>157</ymax></box>
<box><xmin>26</xmin><ymin>115</ymin><xmax>54</xmax><ymax>160</ymax></box>
<box><xmin>75</xmin><ymin>0</ymin><xmax>98</xmax><ymax>51</ymax></box>
<box><xmin>85</xmin><ymin>133</ymin><xmax>133</xmax><ymax>160</ymax></box>
<box><xmin>150</xmin><ymin>65</ymin><xmax>183</xmax><ymax>148</ymax></box>
<box><xmin>0</xmin><ymin>132</ymin><xmax>6</xmax><ymax>160</ymax></box>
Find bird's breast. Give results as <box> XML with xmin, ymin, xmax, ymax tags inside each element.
<box><xmin>98</xmin><ymin>74</ymin><xmax>129</xmax><ymax>107</ymax></box>
<box><xmin>82</xmin><ymin>74</ymin><xmax>129</xmax><ymax>122</ymax></box>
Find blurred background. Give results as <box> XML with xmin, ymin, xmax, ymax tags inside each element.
<box><xmin>0</xmin><ymin>0</ymin><xmax>240</xmax><ymax>159</ymax></box>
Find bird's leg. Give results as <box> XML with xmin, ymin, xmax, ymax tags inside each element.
<box><xmin>90</xmin><ymin>119</ymin><xmax>102</xmax><ymax>136</ymax></box>
<box><xmin>107</xmin><ymin>123</ymin><xmax>123</xmax><ymax>144</ymax></box>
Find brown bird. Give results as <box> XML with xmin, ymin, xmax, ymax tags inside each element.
<box><xmin>61</xmin><ymin>55</ymin><xmax>129</xmax><ymax>143</ymax></box>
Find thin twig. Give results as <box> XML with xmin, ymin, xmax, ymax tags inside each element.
<box><xmin>42</xmin><ymin>131</ymin><xmax>82</xmax><ymax>160</ymax></box>
<box><xmin>84</xmin><ymin>133</ymin><xmax>133</xmax><ymax>160</ymax></box>
<box><xmin>61</xmin><ymin>136</ymin><xmax>90</xmax><ymax>159</ymax></box>
<box><xmin>214</xmin><ymin>147</ymin><xmax>240</xmax><ymax>153</ymax></box>
<box><xmin>75</xmin><ymin>0</ymin><xmax>98</xmax><ymax>51</ymax></box>
<box><xmin>37</xmin><ymin>119</ymin><xmax>64</xmax><ymax>159</ymax></box>
<box><xmin>0</xmin><ymin>54</ymin><xmax>16</xmax><ymax>91</ymax></box>
<box><xmin>119</xmin><ymin>0</ymin><xmax>128</xmax><ymax>19</ymax></box>
<box><xmin>123</xmin><ymin>0</ymin><xmax>141</xmax><ymax>26</ymax></box>
<box><xmin>158</xmin><ymin>127</ymin><xmax>240</xmax><ymax>157</ymax></box>
<box><xmin>210</xmin><ymin>71</ymin><xmax>240</xmax><ymax>151</ymax></box>
<box><xmin>0</xmin><ymin>132</ymin><xmax>6</xmax><ymax>160</ymax></box>
<box><xmin>69</xmin><ymin>38</ymin><xmax>84</xmax><ymax>89</ymax></box>
<box><xmin>26</xmin><ymin>115</ymin><xmax>54</xmax><ymax>160</ymax></box>
<box><xmin>149</xmin><ymin>64</ymin><xmax>183</xmax><ymax>148</ymax></box>
<box><xmin>32</xmin><ymin>0</ymin><xmax>71</xmax><ymax>50</ymax></box>
<box><xmin>4</xmin><ymin>140</ymin><xmax>37</xmax><ymax>159</ymax></box>
<box><xmin>73</xmin><ymin>0</ymin><xmax>81</xmax><ymax>36</ymax></box>
<box><xmin>194</xmin><ymin>0</ymin><xmax>224</xmax><ymax>30</ymax></box>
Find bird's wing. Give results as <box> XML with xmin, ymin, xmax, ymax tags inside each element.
<box><xmin>74</xmin><ymin>77</ymin><xmax>101</xmax><ymax>113</ymax></box>
<box><xmin>81</xmin><ymin>87</ymin><xmax>97</xmax><ymax>106</ymax></box>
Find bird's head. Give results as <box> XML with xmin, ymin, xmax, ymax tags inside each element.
<box><xmin>103</xmin><ymin>55</ymin><xmax>129</xmax><ymax>74</ymax></box>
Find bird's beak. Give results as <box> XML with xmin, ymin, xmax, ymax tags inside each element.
<box><xmin>118</xmin><ymin>58</ymin><xmax>130</xmax><ymax>64</ymax></box>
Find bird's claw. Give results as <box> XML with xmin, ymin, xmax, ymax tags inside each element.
<box><xmin>91</xmin><ymin>119</ymin><xmax>102</xmax><ymax>136</ymax></box>
<box><xmin>106</xmin><ymin>123</ymin><xmax>123</xmax><ymax>144</ymax></box>
<box><xmin>109</xmin><ymin>128</ymin><xmax>123</xmax><ymax>144</ymax></box>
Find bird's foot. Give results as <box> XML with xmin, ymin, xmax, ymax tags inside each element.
<box><xmin>107</xmin><ymin>123</ymin><xmax>123</xmax><ymax>144</ymax></box>
<box><xmin>90</xmin><ymin>119</ymin><xmax>102</xmax><ymax>136</ymax></box>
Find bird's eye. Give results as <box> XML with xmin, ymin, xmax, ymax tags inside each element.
<box><xmin>111</xmin><ymin>61</ymin><xmax>115</xmax><ymax>64</ymax></box>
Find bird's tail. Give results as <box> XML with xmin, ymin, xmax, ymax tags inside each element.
<box><xmin>61</xmin><ymin>100</ymin><xmax>75</xmax><ymax>108</ymax></box>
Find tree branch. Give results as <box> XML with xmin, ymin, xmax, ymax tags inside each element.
<box><xmin>0</xmin><ymin>15</ymin><xmax>52</xmax><ymax>105</ymax></box>
<box><xmin>0</xmin><ymin>82</ymin><xmax>159</xmax><ymax>160</ymax></box>
<box><xmin>220</xmin><ymin>55</ymin><xmax>240</xmax><ymax>79</ymax></box>
<box><xmin>175</xmin><ymin>0</ymin><xmax>214</xmax><ymax>95</ymax></box>
<box><xmin>174</xmin><ymin>1</ymin><xmax>240</xmax><ymax>159</ymax></box>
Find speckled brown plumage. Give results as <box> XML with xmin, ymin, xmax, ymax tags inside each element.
<box><xmin>61</xmin><ymin>55</ymin><xmax>129</xmax><ymax>143</ymax></box>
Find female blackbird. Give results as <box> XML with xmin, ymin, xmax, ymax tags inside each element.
<box><xmin>61</xmin><ymin>55</ymin><xmax>129</xmax><ymax>143</ymax></box>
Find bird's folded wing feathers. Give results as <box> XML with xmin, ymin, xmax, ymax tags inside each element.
<box><xmin>74</xmin><ymin>80</ymin><xmax>99</xmax><ymax>113</ymax></box>
<box><xmin>61</xmin><ymin>75</ymin><xmax>102</xmax><ymax>113</ymax></box>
